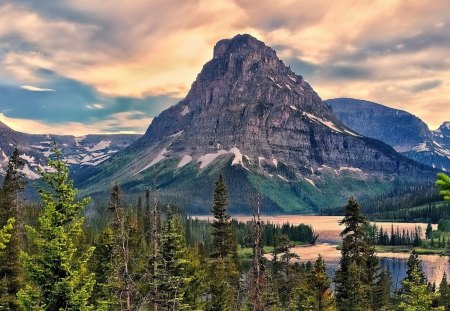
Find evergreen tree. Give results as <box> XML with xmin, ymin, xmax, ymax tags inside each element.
<box><xmin>439</xmin><ymin>273</ymin><xmax>450</xmax><ymax>311</ymax></box>
<box><xmin>17</xmin><ymin>148</ymin><xmax>95</xmax><ymax>311</ymax></box>
<box><xmin>399</xmin><ymin>253</ymin><xmax>443</xmax><ymax>310</ymax></box>
<box><xmin>158</xmin><ymin>209</ymin><xmax>191</xmax><ymax>311</ymax></box>
<box><xmin>426</xmin><ymin>223</ymin><xmax>433</xmax><ymax>240</ymax></box>
<box><xmin>90</xmin><ymin>226</ymin><xmax>117</xmax><ymax>309</ymax></box>
<box><xmin>0</xmin><ymin>149</ymin><xmax>26</xmax><ymax>311</ymax></box>
<box><xmin>334</xmin><ymin>197</ymin><xmax>383</xmax><ymax>311</ymax></box>
<box><xmin>309</xmin><ymin>255</ymin><xmax>335</xmax><ymax>311</ymax></box>
<box><xmin>211</xmin><ymin>174</ymin><xmax>233</xmax><ymax>259</ymax></box>
<box><xmin>207</xmin><ymin>174</ymin><xmax>239</xmax><ymax>310</ymax></box>
<box><xmin>376</xmin><ymin>271</ymin><xmax>393</xmax><ymax>310</ymax></box>
<box><xmin>271</xmin><ymin>234</ymin><xmax>298</xmax><ymax>306</ymax></box>
<box><xmin>107</xmin><ymin>183</ymin><xmax>135</xmax><ymax>311</ymax></box>
<box><xmin>247</xmin><ymin>196</ymin><xmax>281</xmax><ymax>311</ymax></box>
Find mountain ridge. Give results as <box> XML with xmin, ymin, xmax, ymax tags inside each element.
<box><xmin>70</xmin><ymin>34</ymin><xmax>437</xmax><ymax>213</ymax></box>
<box><xmin>327</xmin><ymin>98</ymin><xmax>450</xmax><ymax>171</ymax></box>
<box><xmin>0</xmin><ymin>120</ymin><xmax>140</xmax><ymax>179</ymax></box>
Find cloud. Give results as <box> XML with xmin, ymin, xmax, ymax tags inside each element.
<box><xmin>0</xmin><ymin>0</ymin><xmax>449</xmax><ymax>130</ymax></box>
<box><xmin>0</xmin><ymin>112</ymin><xmax>150</xmax><ymax>135</ymax></box>
<box><xmin>20</xmin><ymin>85</ymin><xmax>55</xmax><ymax>92</ymax></box>
<box><xmin>408</xmin><ymin>80</ymin><xmax>442</xmax><ymax>93</ymax></box>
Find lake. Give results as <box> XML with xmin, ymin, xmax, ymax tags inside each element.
<box><xmin>194</xmin><ymin>215</ymin><xmax>448</xmax><ymax>287</ymax></box>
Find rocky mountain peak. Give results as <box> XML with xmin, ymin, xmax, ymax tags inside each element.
<box><xmin>190</xmin><ymin>34</ymin><xmax>306</xmax><ymax>99</ymax></box>
<box><xmin>437</xmin><ymin>121</ymin><xmax>450</xmax><ymax>135</ymax></box>
<box><xmin>142</xmin><ymin>34</ymin><xmax>343</xmax><ymax>148</ymax></box>
<box><xmin>213</xmin><ymin>34</ymin><xmax>276</xmax><ymax>59</ymax></box>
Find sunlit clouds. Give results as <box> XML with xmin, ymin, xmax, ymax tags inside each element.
<box><xmin>0</xmin><ymin>0</ymin><xmax>449</xmax><ymax>133</ymax></box>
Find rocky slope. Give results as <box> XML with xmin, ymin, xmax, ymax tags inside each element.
<box><xmin>327</xmin><ymin>98</ymin><xmax>450</xmax><ymax>171</ymax></box>
<box><xmin>77</xmin><ymin>34</ymin><xmax>435</xmax><ymax>213</ymax></box>
<box><xmin>0</xmin><ymin>121</ymin><xmax>140</xmax><ymax>179</ymax></box>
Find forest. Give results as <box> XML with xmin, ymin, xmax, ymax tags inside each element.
<box><xmin>1</xmin><ymin>147</ymin><xmax>450</xmax><ymax>310</ymax></box>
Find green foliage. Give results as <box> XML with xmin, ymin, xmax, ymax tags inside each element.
<box><xmin>437</xmin><ymin>173</ymin><xmax>450</xmax><ymax>202</ymax></box>
<box><xmin>207</xmin><ymin>175</ymin><xmax>240</xmax><ymax>310</ymax></box>
<box><xmin>211</xmin><ymin>174</ymin><xmax>233</xmax><ymax>259</ymax></box>
<box><xmin>335</xmin><ymin>197</ymin><xmax>384</xmax><ymax>311</ymax></box>
<box><xmin>398</xmin><ymin>253</ymin><xmax>443</xmax><ymax>310</ymax></box>
<box><xmin>17</xmin><ymin>148</ymin><xmax>95</xmax><ymax>311</ymax></box>
<box><xmin>0</xmin><ymin>218</ymin><xmax>14</xmax><ymax>252</ymax></box>
<box><xmin>438</xmin><ymin>220</ymin><xmax>450</xmax><ymax>232</ymax></box>
<box><xmin>158</xmin><ymin>209</ymin><xmax>191</xmax><ymax>310</ymax></box>
<box><xmin>289</xmin><ymin>255</ymin><xmax>335</xmax><ymax>311</ymax></box>
<box><xmin>439</xmin><ymin>273</ymin><xmax>450</xmax><ymax>311</ymax></box>
<box><xmin>0</xmin><ymin>148</ymin><xmax>26</xmax><ymax>311</ymax></box>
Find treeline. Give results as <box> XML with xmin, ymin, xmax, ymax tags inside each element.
<box><xmin>1</xmin><ymin>147</ymin><xmax>450</xmax><ymax>310</ymax></box>
<box><xmin>365</xmin><ymin>224</ymin><xmax>424</xmax><ymax>247</ymax></box>
<box><xmin>320</xmin><ymin>182</ymin><xmax>446</xmax><ymax>222</ymax></box>
<box><xmin>368</xmin><ymin>203</ymin><xmax>450</xmax><ymax>223</ymax></box>
<box><xmin>184</xmin><ymin>218</ymin><xmax>317</xmax><ymax>251</ymax></box>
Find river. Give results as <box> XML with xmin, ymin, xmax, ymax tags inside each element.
<box><xmin>194</xmin><ymin>215</ymin><xmax>448</xmax><ymax>287</ymax></box>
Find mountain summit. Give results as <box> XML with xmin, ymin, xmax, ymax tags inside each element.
<box><xmin>327</xmin><ymin>98</ymin><xmax>450</xmax><ymax>171</ymax></box>
<box><xmin>79</xmin><ymin>34</ymin><xmax>435</xmax><ymax>213</ymax></box>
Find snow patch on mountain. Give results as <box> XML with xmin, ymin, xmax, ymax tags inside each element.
<box><xmin>86</xmin><ymin>140</ymin><xmax>111</xmax><ymax>152</ymax></box>
<box><xmin>21</xmin><ymin>164</ymin><xmax>40</xmax><ymax>180</ymax></box>
<box><xmin>198</xmin><ymin>150</ymin><xmax>228</xmax><ymax>168</ymax></box>
<box><xmin>412</xmin><ymin>143</ymin><xmax>429</xmax><ymax>152</ymax></box>
<box><xmin>169</xmin><ymin>131</ymin><xmax>184</xmax><ymax>138</ymax></box>
<box><xmin>135</xmin><ymin>148</ymin><xmax>169</xmax><ymax>175</ymax></box>
<box><xmin>304</xmin><ymin>177</ymin><xmax>316</xmax><ymax>187</ymax></box>
<box><xmin>181</xmin><ymin>106</ymin><xmax>190</xmax><ymax>116</ymax></box>
<box><xmin>177</xmin><ymin>155</ymin><xmax>193</xmax><ymax>168</ymax></box>
<box><xmin>303</xmin><ymin>112</ymin><xmax>343</xmax><ymax>133</ymax></box>
<box><xmin>339</xmin><ymin>166</ymin><xmax>363</xmax><ymax>173</ymax></box>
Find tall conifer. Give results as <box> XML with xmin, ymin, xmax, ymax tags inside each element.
<box><xmin>17</xmin><ymin>148</ymin><xmax>95</xmax><ymax>311</ymax></box>
<box><xmin>0</xmin><ymin>149</ymin><xmax>26</xmax><ymax>310</ymax></box>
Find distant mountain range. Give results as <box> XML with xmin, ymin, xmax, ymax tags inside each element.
<box><xmin>327</xmin><ymin>98</ymin><xmax>450</xmax><ymax>172</ymax></box>
<box><xmin>0</xmin><ymin>121</ymin><xmax>140</xmax><ymax>179</ymax></box>
<box><xmin>74</xmin><ymin>34</ymin><xmax>436</xmax><ymax>214</ymax></box>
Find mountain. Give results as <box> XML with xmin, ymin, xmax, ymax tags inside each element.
<box><xmin>77</xmin><ymin>34</ymin><xmax>435</xmax><ymax>214</ymax></box>
<box><xmin>327</xmin><ymin>98</ymin><xmax>450</xmax><ymax>171</ymax></box>
<box><xmin>433</xmin><ymin>122</ymin><xmax>450</xmax><ymax>152</ymax></box>
<box><xmin>0</xmin><ymin>120</ymin><xmax>140</xmax><ymax>179</ymax></box>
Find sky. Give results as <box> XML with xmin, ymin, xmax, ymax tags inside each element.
<box><xmin>0</xmin><ymin>0</ymin><xmax>449</xmax><ymax>135</ymax></box>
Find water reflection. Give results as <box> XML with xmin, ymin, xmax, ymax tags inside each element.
<box><xmin>194</xmin><ymin>215</ymin><xmax>449</xmax><ymax>285</ymax></box>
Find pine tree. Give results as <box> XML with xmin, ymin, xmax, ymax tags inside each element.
<box><xmin>17</xmin><ymin>148</ymin><xmax>95</xmax><ymax>311</ymax></box>
<box><xmin>310</xmin><ymin>255</ymin><xmax>335</xmax><ymax>311</ymax></box>
<box><xmin>426</xmin><ymin>223</ymin><xmax>433</xmax><ymax>240</ymax></box>
<box><xmin>158</xmin><ymin>209</ymin><xmax>190</xmax><ymax>311</ymax></box>
<box><xmin>207</xmin><ymin>174</ymin><xmax>239</xmax><ymax>310</ymax></box>
<box><xmin>247</xmin><ymin>193</ymin><xmax>281</xmax><ymax>311</ymax></box>
<box><xmin>211</xmin><ymin>174</ymin><xmax>232</xmax><ymax>259</ymax></box>
<box><xmin>399</xmin><ymin>252</ymin><xmax>443</xmax><ymax>310</ymax></box>
<box><xmin>439</xmin><ymin>273</ymin><xmax>450</xmax><ymax>311</ymax></box>
<box><xmin>107</xmin><ymin>183</ymin><xmax>135</xmax><ymax>311</ymax></box>
<box><xmin>398</xmin><ymin>252</ymin><xmax>443</xmax><ymax>310</ymax></box>
<box><xmin>334</xmin><ymin>197</ymin><xmax>383</xmax><ymax>311</ymax></box>
<box><xmin>91</xmin><ymin>226</ymin><xmax>117</xmax><ymax>309</ymax></box>
<box><xmin>0</xmin><ymin>149</ymin><xmax>26</xmax><ymax>311</ymax></box>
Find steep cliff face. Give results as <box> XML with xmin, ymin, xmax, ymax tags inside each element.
<box><xmin>327</xmin><ymin>98</ymin><xmax>450</xmax><ymax>171</ymax></box>
<box><xmin>79</xmin><ymin>34</ymin><xmax>435</xmax><ymax>213</ymax></box>
<box><xmin>327</xmin><ymin>98</ymin><xmax>432</xmax><ymax>152</ymax></box>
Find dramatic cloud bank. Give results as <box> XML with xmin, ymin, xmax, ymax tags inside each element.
<box><xmin>0</xmin><ymin>0</ymin><xmax>449</xmax><ymax>134</ymax></box>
